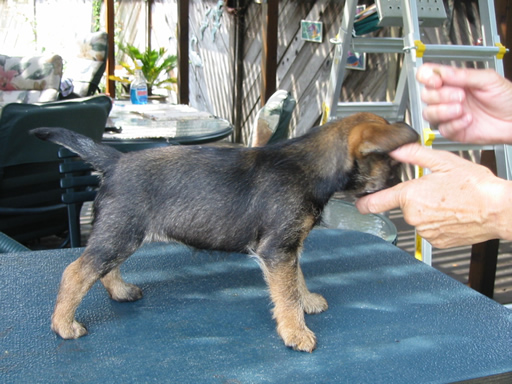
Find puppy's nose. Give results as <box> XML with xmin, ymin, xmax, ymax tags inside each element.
<box><xmin>387</xmin><ymin>173</ymin><xmax>401</xmax><ymax>188</ymax></box>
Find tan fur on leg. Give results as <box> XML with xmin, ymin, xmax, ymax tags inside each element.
<box><xmin>51</xmin><ymin>256</ymin><xmax>99</xmax><ymax>339</ymax></box>
<box><xmin>101</xmin><ymin>267</ymin><xmax>143</xmax><ymax>302</ymax></box>
<box><xmin>297</xmin><ymin>264</ymin><xmax>328</xmax><ymax>314</ymax></box>
<box><xmin>264</xmin><ymin>260</ymin><xmax>317</xmax><ymax>352</ymax></box>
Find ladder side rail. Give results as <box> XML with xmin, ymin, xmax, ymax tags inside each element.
<box><xmin>403</xmin><ymin>0</ymin><xmax>434</xmax><ymax>265</ymax></box>
<box><xmin>495</xmin><ymin>145</ymin><xmax>512</xmax><ymax>180</ymax></box>
<box><xmin>402</xmin><ymin>0</ymin><xmax>429</xmax><ymax>147</ymax></box>
<box><xmin>479</xmin><ymin>0</ymin><xmax>501</xmax><ymax>50</ymax></box>
<box><xmin>322</xmin><ymin>0</ymin><xmax>358</xmax><ymax>124</ymax></box>
<box><xmin>394</xmin><ymin>63</ymin><xmax>410</xmax><ymax>123</ymax></box>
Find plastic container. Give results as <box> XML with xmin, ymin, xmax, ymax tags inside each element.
<box><xmin>130</xmin><ymin>59</ymin><xmax>148</xmax><ymax>105</ymax></box>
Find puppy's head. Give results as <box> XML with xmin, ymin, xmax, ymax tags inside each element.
<box><xmin>342</xmin><ymin>113</ymin><xmax>419</xmax><ymax>197</ymax></box>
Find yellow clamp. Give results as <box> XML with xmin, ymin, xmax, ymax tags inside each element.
<box><xmin>495</xmin><ymin>43</ymin><xmax>507</xmax><ymax>60</ymax></box>
<box><xmin>414</xmin><ymin>40</ymin><xmax>426</xmax><ymax>58</ymax></box>
<box><xmin>414</xmin><ymin>168</ymin><xmax>425</xmax><ymax>261</ymax></box>
<box><xmin>321</xmin><ymin>102</ymin><xmax>330</xmax><ymax>125</ymax></box>
<box><xmin>423</xmin><ymin>127</ymin><xmax>435</xmax><ymax>146</ymax></box>
<box><xmin>415</xmin><ymin>233</ymin><xmax>424</xmax><ymax>261</ymax></box>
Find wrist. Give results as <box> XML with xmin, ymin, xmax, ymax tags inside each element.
<box><xmin>490</xmin><ymin>179</ymin><xmax>512</xmax><ymax>241</ymax></box>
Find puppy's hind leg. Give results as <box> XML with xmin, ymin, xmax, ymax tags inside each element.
<box><xmin>51</xmin><ymin>251</ymin><xmax>102</xmax><ymax>339</ymax></box>
<box><xmin>297</xmin><ymin>264</ymin><xmax>328</xmax><ymax>315</ymax></box>
<box><xmin>101</xmin><ymin>266</ymin><xmax>142</xmax><ymax>302</ymax></box>
<box><xmin>51</xmin><ymin>237</ymin><xmax>141</xmax><ymax>339</ymax></box>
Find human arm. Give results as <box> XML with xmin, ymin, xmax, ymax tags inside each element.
<box><xmin>417</xmin><ymin>64</ymin><xmax>512</xmax><ymax>144</ymax></box>
<box><xmin>355</xmin><ymin>143</ymin><xmax>512</xmax><ymax>248</ymax></box>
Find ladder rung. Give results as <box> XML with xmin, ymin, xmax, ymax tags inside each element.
<box><xmin>430</xmin><ymin>131</ymin><xmax>494</xmax><ymax>151</ymax></box>
<box><xmin>343</xmin><ymin>38</ymin><xmax>505</xmax><ymax>61</ymax></box>
<box><xmin>417</xmin><ymin>44</ymin><xmax>505</xmax><ymax>61</ymax></box>
<box><xmin>351</xmin><ymin>37</ymin><xmax>403</xmax><ymax>53</ymax></box>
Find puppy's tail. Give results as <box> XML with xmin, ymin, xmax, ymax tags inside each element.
<box><xmin>31</xmin><ymin>127</ymin><xmax>121</xmax><ymax>173</ymax></box>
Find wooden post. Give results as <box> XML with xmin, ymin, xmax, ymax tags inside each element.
<box><xmin>177</xmin><ymin>0</ymin><xmax>189</xmax><ymax>104</ymax></box>
<box><xmin>506</xmin><ymin>1</ymin><xmax>512</xmax><ymax>80</ymax></box>
<box><xmin>260</xmin><ymin>0</ymin><xmax>278</xmax><ymax>106</ymax></box>
<box><xmin>469</xmin><ymin>150</ymin><xmax>500</xmax><ymax>298</ymax></box>
<box><xmin>147</xmin><ymin>0</ymin><xmax>153</xmax><ymax>51</ymax></box>
<box><xmin>105</xmin><ymin>0</ymin><xmax>115</xmax><ymax>98</ymax></box>
<box><xmin>495</xmin><ymin>0</ymin><xmax>512</xmax><ymax>80</ymax></box>
<box><xmin>233</xmin><ymin>1</ymin><xmax>247</xmax><ymax>144</ymax></box>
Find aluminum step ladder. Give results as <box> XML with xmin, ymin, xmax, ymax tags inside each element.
<box><xmin>322</xmin><ymin>0</ymin><xmax>511</xmax><ymax>264</ymax></box>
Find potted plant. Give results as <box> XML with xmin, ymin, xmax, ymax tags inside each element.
<box><xmin>109</xmin><ymin>43</ymin><xmax>177</xmax><ymax>97</ymax></box>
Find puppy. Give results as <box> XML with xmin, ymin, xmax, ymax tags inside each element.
<box><xmin>32</xmin><ymin>112</ymin><xmax>418</xmax><ymax>352</ymax></box>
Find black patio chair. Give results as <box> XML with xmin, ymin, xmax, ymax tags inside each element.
<box><xmin>58</xmin><ymin>147</ymin><xmax>100</xmax><ymax>248</ymax></box>
<box><xmin>0</xmin><ymin>95</ymin><xmax>111</xmax><ymax>246</ymax></box>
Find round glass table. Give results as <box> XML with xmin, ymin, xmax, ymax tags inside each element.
<box><xmin>319</xmin><ymin>199</ymin><xmax>398</xmax><ymax>244</ymax></box>
<box><xmin>102</xmin><ymin>103</ymin><xmax>233</xmax><ymax>151</ymax></box>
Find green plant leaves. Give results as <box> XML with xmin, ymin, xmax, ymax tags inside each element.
<box><xmin>117</xmin><ymin>43</ymin><xmax>177</xmax><ymax>92</ymax></box>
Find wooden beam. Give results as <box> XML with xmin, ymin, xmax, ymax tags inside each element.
<box><xmin>260</xmin><ymin>0</ymin><xmax>278</xmax><ymax>106</ymax></box>
<box><xmin>105</xmin><ymin>0</ymin><xmax>115</xmax><ymax>98</ymax></box>
<box><xmin>469</xmin><ymin>239</ymin><xmax>499</xmax><ymax>298</ymax></box>
<box><xmin>177</xmin><ymin>0</ymin><xmax>189</xmax><ymax>104</ymax></box>
<box><xmin>147</xmin><ymin>0</ymin><xmax>153</xmax><ymax>51</ymax></box>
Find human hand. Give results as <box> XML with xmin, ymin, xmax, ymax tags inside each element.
<box><xmin>355</xmin><ymin>143</ymin><xmax>512</xmax><ymax>248</ymax></box>
<box><xmin>417</xmin><ymin>64</ymin><xmax>512</xmax><ymax>144</ymax></box>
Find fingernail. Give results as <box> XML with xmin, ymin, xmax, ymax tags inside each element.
<box><xmin>454</xmin><ymin>104</ymin><xmax>463</xmax><ymax>116</ymax></box>
<box><xmin>450</xmin><ymin>91</ymin><xmax>463</xmax><ymax>102</ymax></box>
<box><xmin>418</xmin><ymin>67</ymin><xmax>433</xmax><ymax>82</ymax></box>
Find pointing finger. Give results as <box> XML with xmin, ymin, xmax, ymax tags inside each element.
<box><xmin>355</xmin><ymin>183</ymin><xmax>404</xmax><ymax>215</ymax></box>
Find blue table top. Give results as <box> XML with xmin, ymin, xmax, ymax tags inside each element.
<box><xmin>1</xmin><ymin>230</ymin><xmax>511</xmax><ymax>383</ymax></box>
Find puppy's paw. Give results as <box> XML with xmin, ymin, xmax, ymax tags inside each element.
<box><xmin>52</xmin><ymin>319</ymin><xmax>88</xmax><ymax>339</ymax></box>
<box><xmin>278</xmin><ymin>325</ymin><xmax>317</xmax><ymax>353</ymax></box>
<box><xmin>107</xmin><ymin>282</ymin><xmax>143</xmax><ymax>302</ymax></box>
<box><xmin>301</xmin><ymin>292</ymin><xmax>328</xmax><ymax>315</ymax></box>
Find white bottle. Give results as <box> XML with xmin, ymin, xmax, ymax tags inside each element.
<box><xmin>130</xmin><ymin>59</ymin><xmax>148</xmax><ymax>105</ymax></box>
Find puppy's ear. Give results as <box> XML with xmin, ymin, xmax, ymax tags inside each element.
<box><xmin>348</xmin><ymin>121</ymin><xmax>419</xmax><ymax>158</ymax></box>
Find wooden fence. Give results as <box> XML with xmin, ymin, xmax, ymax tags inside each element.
<box><xmin>189</xmin><ymin>0</ymin><xmax>349</xmax><ymax>142</ymax></box>
<box><xmin>188</xmin><ymin>0</ymin><xmax>497</xmax><ymax>144</ymax></box>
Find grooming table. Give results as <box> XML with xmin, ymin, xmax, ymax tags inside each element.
<box><xmin>1</xmin><ymin>230</ymin><xmax>511</xmax><ymax>383</ymax></box>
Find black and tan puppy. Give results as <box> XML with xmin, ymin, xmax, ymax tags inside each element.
<box><xmin>32</xmin><ymin>112</ymin><xmax>418</xmax><ymax>352</ymax></box>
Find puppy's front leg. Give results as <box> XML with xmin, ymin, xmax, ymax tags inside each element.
<box><xmin>297</xmin><ymin>264</ymin><xmax>328</xmax><ymax>315</ymax></box>
<box><xmin>262</xmin><ymin>257</ymin><xmax>317</xmax><ymax>352</ymax></box>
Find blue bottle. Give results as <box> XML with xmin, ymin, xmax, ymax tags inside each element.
<box><xmin>130</xmin><ymin>60</ymin><xmax>148</xmax><ymax>105</ymax></box>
